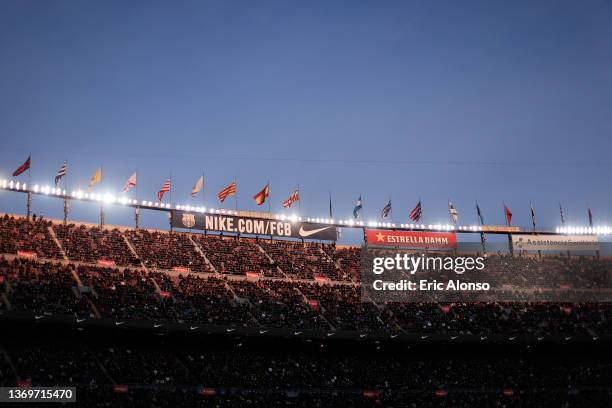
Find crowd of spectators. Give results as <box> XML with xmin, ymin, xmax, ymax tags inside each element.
<box><xmin>230</xmin><ymin>279</ymin><xmax>329</xmax><ymax>329</ymax></box>
<box><xmin>0</xmin><ymin>217</ymin><xmax>611</xmax><ymax>338</ymax></box>
<box><xmin>125</xmin><ymin>230</ymin><xmax>212</xmax><ymax>273</ymax></box>
<box><xmin>1</xmin><ymin>254</ymin><xmax>612</xmax><ymax>336</ymax></box>
<box><xmin>0</xmin><ymin>215</ymin><xmax>63</xmax><ymax>259</ymax></box>
<box><xmin>54</xmin><ymin>224</ymin><xmax>140</xmax><ymax>266</ymax></box>
<box><xmin>0</xmin><ymin>337</ymin><xmax>611</xmax><ymax>407</ymax></box>
<box><xmin>259</xmin><ymin>240</ymin><xmax>343</xmax><ymax>280</ymax></box>
<box><xmin>197</xmin><ymin>235</ymin><xmax>277</xmax><ymax>276</ymax></box>
<box><xmin>0</xmin><ymin>257</ymin><xmax>90</xmax><ymax>316</ymax></box>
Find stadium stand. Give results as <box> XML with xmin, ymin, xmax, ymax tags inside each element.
<box><xmin>124</xmin><ymin>230</ymin><xmax>212</xmax><ymax>273</ymax></box>
<box><xmin>1</xmin><ymin>216</ymin><xmax>612</xmax><ymax>406</ymax></box>
<box><xmin>53</xmin><ymin>224</ymin><xmax>140</xmax><ymax>266</ymax></box>
<box><xmin>0</xmin><ymin>214</ymin><xmax>63</xmax><ymax>260</ymax></box>
<box><xmin>196</xmin><ymin>234</ymin><xmax>278</xmax><ymax>277</ymax></box>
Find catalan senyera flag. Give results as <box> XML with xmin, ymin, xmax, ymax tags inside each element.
<box><xmin>253</xmin><ymin>184</ymin><xmax>270</xmax><ymax>206</ymax></box>
<box><xmin>87</xmin><ymin>168</ymin><xmax>102</xmax><ymax>192</ymax></box>
<box><xmin>218</xmin><ymin>181</ymin><xmax>236</xmax><ymax>202</ymax></box>
<box><xmin>409</xmin><ymin>200</ymin><xmax>422</xmax><ymax>222</ymax></box>
<box><xmin>157</xmin><ymin>178</ymin><xmax>171</xmax><ymax>201</ymax></box>
<box><xmin>12</xmin><ymin>155</ymin><xmax>31</xmax><ymax>177</ymax></box>
<box><xmin>283</xmin><ymin>189</ymin><xmax>299</xmax><ymax>208</ymax></box>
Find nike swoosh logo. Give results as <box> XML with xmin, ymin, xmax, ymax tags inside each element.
<box><xmin>76</xmin><ymin>318</ymin><xmax>86</xmax><ymax>323</ymax></box>
<box><xmin>294</xmin><ymin>331</ymin><xmax>302</xmax><ymax>335</ymax></box>
<box><xmin>299</xmin><ymin>226</ymin><xmax>331</xmax><ymax>237</ymax></box>
<box><xmin>537</xmin><ymin>337</ymin><xmax>544</xmax><ymax>341</ymax></box>
<box><xmin>421</xmin><ymin>335</ymin><xmax>428</xmax><ymax>339</ymax></box>
<box><xmin>115</xmin><ymin>321</ymin><xmax>124</xmax><ymax>326</ymax></box>
<box><xmin>153</xmin><ymin>324</ymin><xmax>162</xmax><ymax>328</ymax></box>
<box><xmin>190</xmin><ymin>326</ymin><xmax>199</xmax><ymax>330</ymax></box>
<box><xmin>226</xmin><ymin>328</ymin><xmax>235</xmax><ymax>332</ymax></box>
<box><xmin>259</xmin><ymin>330</ymin><xmax>268</xmax><ymax>334</ymax></box>
<box><xmin>480</xmin><ymin>336</ymin><xmax>488</xmax><ymax>340</ymax></box>
<box><xmin>390</xmin><ymin>334</ymin><xmax>398</xmax><ymax>339</ymax></box>
<box><xmin>34</xmin><ymin>315</ymin><xmax>44</xmax><ymax>320</ymax></box>
<box><xmin>327</xmin><ymin>332</ymin><xmax>335</xmax><ymax>337</ymax></box>
<box><xmin>509</xmin><ymin>336</ymin><xmax>516</xmax><ymax>340</ymax></box>
<box><xmin>450</xmin><ymin>336</ymin><xmax>457</xmax><ymax>340</ymax></box>
<box><xmin>359</xmin><ymin>334</ymin><xmax>367</xmax><ymax>338</ymax></box>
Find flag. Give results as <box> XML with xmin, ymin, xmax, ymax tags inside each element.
<box><xmin>191</xmin><ymin>175</ymin><xmax>204</xmax><ymax>198</ymax></box>
<box><xmin>88</xmin><ymin>168</ymin><xmax>102</xmax><ymax>192</ymax></box>
<box><xmin>588</xmin><ymin>207</ymin><xmax>593</xmax><ymax>227</ymax></box>
<box><xmin>329</xmin><ymin>193</ymin><xmax>333</xmax><ymax>219</ymax></box>
<box><xmin>559</xmin><ymin>203</ymin><xmax>565</xmax><ymax>225</ymax></box>
<box><xmin>253</xmin><ymin>184</ymin><xmax>270</xmax><ymax>206</ymax></box>
<box><xmin>476</xmin><ymin>202</ymin><xmax>484</xmax><ymax>225</ymax></box>
<box><xmin>12</xmin><ymin>156</ymin><xmax>31</xmax><ymax>177</ymax></box>
<box><xmin>409</xmin><ymin>200</ymin><xmax>422</xmax><ymax>222</ymax></box>
<box><xmin>530</xmin><ymin>202</ymin><xmax>536</xmax><ymax>229</ymax></box>
<box><xmin>448</xmin><ymin>200</ymin><xmax>459</xmax><ymax>224</ymax></box>
<box><xmin>504</xmin><ymin>203</ymin><xmax>512</xmax><ymax>226</ymax></box>
<box><xmin>54</xmin><ymin>161</ymin><xmax>67</xmax><ymax>187</ymax></box>
<box><xmin>283</xmin><ymin>189</ymin><xmax>299</xmax><ymax>208</ymax></box>
<box><xmin>157</xmin><ymin>178</ymin><xmax>171</xmax><ymax>201</ymax></box>
<box><xmin>218</xmin><ymin>181</ymin><xmax>236</xmax><ymax>203</ymax></box>
<box><xmin>381</xmin><ymin>199</ymin><xmax>392</xmax><ymax>219</ymax></box>
<box><xmin>123</xmin><ymin>172</ymin><xmax>137</xmax><ymax>192</ymax></box>
<box><xmin>353</xmin><ymin>196</ymin><xmax>363</xmax><ymax>219</ymax></box>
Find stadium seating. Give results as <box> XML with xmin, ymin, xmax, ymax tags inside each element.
<box><xmin>0</xmin><ymin>216</ymin><xmax>611</xmax><ymax>338</ymax></box>
<box><xmin>0</xmin><ymin>215</ymin><xmax>63</xmax><ymax>260</ymax></box>
<box><xmin>54</xmin><ymin>224</ymin><xmax>140</xmax><ymax>266</ymax></box>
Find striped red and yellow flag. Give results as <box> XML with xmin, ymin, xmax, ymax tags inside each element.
<box><xmin>157</xmin><ymin>178</ymin><xmax>171</xmax><ymax>201</ymax></box>
<box><xmin>218</xmin><ymin>181</ymin><xmax>236</xmax><ymax>202</ymax></box>
<box><xmin>253</xmin><ymin>184</ymin><xmax>269</xmax><ymax>206</ymax></box>
<box><xmin>282</xmin><ymin>189</ymin><xmax>299</xmax><ymax>208</ymax></box>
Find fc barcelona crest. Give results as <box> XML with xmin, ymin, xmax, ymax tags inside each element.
<box><xmin>181</xmin><ymin>213</ymin><xmax>196</xmax><ymax>228</ymax></box>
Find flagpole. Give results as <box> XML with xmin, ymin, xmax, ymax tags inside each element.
<box><xmin>63</xmin><ymin>159</ymin><xmax>69</xmax><ymax>225</ymax></box>
<box><xmin>476</xmin><ymin>201</ymin><xmax>486</xmax><ymax>255</ymax></box>
<box><xmin>267</xmin><ymin>180</ymin><xmax>271</xmax><ymax>215</ymax></box>
<box><xmin>234</xmin><ymin>177</ymin><xmax>237</xmax><ymax>211</ymax></box>
<box><xmin>26</xmin><ymin>153</ymin><xmax>32</xmax><ymax>219</ymax></box>
<box><xmin>297</xmin><ymin>184</ymin><xmax>301</xmax><ymax>214</ymax></box>
<box><xmin>360</xmin><ymin>193</ymin><xmax>363</xmax><ymax>222</ymax></box>
<box><xmin>202</xmin><ymin>172</ymin><xmax>206</xmax><ymax>208</ymax></box>
<box><xmin>169</xmin><ymin>174</ymin><xmax>174</xmax><ymax>233</ymax></box>
<box><xmin>135</xmin><ymin>169</ymin><xmax>140</xmax><ymax>229</ymax></box>
<box><xmin>169</xmin><ymin>174</ymin><xmax>172</xmax><ymax>206</ymax></box>
<box><xmin>99</xmin><ymin>165</ymin><xmax>105</xmax><ymax>227</ymax></box>
<box><xmin>503</xmin><ymin>201</ymin><xmax>513</xmax><ymax>256</ymax></box>
<box><xmin>560</xmin><ymin>202</ymin><xmax>569</xmax><ymax>258</ymax></box>
<box><xmin>530</xmin><ymin>201</ymin><xmax>541</xmax><ymax>258</ymax></box>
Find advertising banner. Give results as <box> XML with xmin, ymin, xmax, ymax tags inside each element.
<box><xmin>366</xmin><ymin>229</ymin><xmax>457</xmax><ymax>249</ymax></box>
<box><xmin>171</xmin><ymin>210</ymin><xmax>338</xmax><ymax>241</ymax></box>
<box><xmin>512</xmin><ymin>234</ymin><xmax>599</xmax><ymax>251</ymax></box>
